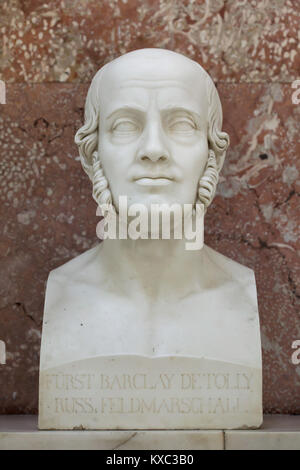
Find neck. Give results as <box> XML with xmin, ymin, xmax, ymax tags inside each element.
<box><xmin>98</xmin><ymin>236</ymin><xmax>207</xmax><ymax>301</ymax></box>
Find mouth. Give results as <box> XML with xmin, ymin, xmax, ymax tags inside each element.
<box><xmin>134</xmin><ymin>177</ymin><xmax>174</xmax><ymax>186</ymax></box>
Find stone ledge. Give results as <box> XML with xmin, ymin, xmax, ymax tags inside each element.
<box><xmin>0</xmin><ymin>416</ymin><xmax>223</xmax><ymax>450</ymax></box>
<box><xmin>0</xmin><ymin>415</ymin><xmax>299</xmax><ymax>450</ymax></box>
<box><xmin>225</xmin><ymin>415</ymin><xmax>300</xmax><ymax>450</ymax></box>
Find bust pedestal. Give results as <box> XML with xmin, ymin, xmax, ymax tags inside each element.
<box><xmin>39</xmin><ymin>245</ymin><xmax>262</xmax><ymax>430</ymax></box>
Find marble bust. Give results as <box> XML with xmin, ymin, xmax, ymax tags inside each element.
<box><xmin>39</xmin><ymin>49</ymin><xmax>262</xmax><ymax>430</ymax></box>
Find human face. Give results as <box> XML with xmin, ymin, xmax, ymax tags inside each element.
<box><xmin>98</xmin><ymin>53</ymin><xmax>209</xmax><ymax>212</ymax></box>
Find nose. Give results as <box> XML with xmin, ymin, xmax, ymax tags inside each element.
<box><xmin>137</xmin><ymin>121</ymin><xmax>170</xmax><ymax>163</ymax></box>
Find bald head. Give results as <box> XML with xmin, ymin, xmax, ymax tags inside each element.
<box><xmin>100</xmin><ymin>48</ymin><xmax>208</xmax><ymax>84</ymax></box>
<box><xmin>94</xmin><ymin>49</ymin><xmax>211</xmax><ymax>115</ymax></box>
<box><xmin>75</xmin><ymin>49</ymin><xmax>229</xmax><ymax>209</ymax></box>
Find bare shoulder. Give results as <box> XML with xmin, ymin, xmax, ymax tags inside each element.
<box><xmin>43</xmin><ymin>244</ymin><xmax>105</xmax><ymax>315</ymax></box>
<box><xmin>203</xmin><ymin>245</ymin><xmax>259</xmax><ymax>317</ymax></box>
<box><xmin>47</xmin><ymin>244</ymin><xmax>103</xmax><ymax>288</ymax></box>
<box><xmin>203</xmin><ymin>244</ymin><xmax>256</xmax><ymax>285</ymax></box>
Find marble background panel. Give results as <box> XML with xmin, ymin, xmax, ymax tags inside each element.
<box><xmin>0</xmin><ymin>0</ymin><xmax>299</xmax><ymax>415</ymax></box>
<box><xmin>0</xmin><ymin>83</ymin><xmax>299</xmax><ymax>413</ymax></box>
<box><xmin>0</xmin><ymin>0</ymin><xmax>299</xmax><ymax>83</ymax></box>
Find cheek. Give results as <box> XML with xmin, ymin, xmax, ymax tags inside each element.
<box><xmin>98</xmin><ymin>137</ymin><xmax>132</xmax><ymax>180</ymax></box>
<box><xmin>177</xmin><ymin>138</ymin><xmax>208</xmax><ymax>180</ymax></box>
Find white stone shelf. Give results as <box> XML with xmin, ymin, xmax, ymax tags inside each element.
<box><xmin>226</xmin><ymin>414</ymin><xmax>300</xmax><ymax>450</ymax></box>
<box><xmin>0</xmin><ymin>415</ymin><xmax>299</xmax><ymax>450</ymax></box>
<box><xmin>0</xmin><ymin>415</ymin><xmax>223</xmax><ymax>450</ymax></box>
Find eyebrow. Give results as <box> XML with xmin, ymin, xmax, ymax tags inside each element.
<box><xmin>106</xmin><ymin>105</ymin><xmax>203</xmax><ymax>121</ymax></box>
<box><xmin>106</xmin><ymin>106</ymin><xmax>146</xmax><ymax>120</ymax></box>
<box><xmin>161</xmin><ymin>106</ymin><xmax>202</xmax><ymax>121</ymax></box>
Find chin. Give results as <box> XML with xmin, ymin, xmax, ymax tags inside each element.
<box><xmin>133</xmin><ymin>194</ymin><xmax>178</xmax><ymax>209</ymax></box>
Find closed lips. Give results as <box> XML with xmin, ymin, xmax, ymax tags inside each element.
<box><xmin>134</xmin><ymin>176</ymin><xmax>174</xmax><ymax>186</ymax></box>
<box><xmin>133</xmin><ymin>175</ymin><xmax>174</xmax><ymax>180</ymax></box>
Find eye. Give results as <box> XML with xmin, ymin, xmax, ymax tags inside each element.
<box><xmin>168</xmin><ymin>119</ymin><xmax>196</xmax><ymax>133</ymax></box>
<box><xmin>112</xmin><ymin>119</ymin><xmax>139</xmax><ymax>134</ymax></box>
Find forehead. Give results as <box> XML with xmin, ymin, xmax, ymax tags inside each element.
<box><xmin>98</xmin><ymin>53</ymin><xmax>208</xmax><ymax>117</ymax></box>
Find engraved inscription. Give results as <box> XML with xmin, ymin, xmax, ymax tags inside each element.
<box><xmin>39</xmin><ymin>356</ymin><xmax>262</xmax><ymax>429</ymax></box>
<box><xmin>42</xmin><ymin>370</ymin><xmax>254</xmax><ymax>416</ymax></box>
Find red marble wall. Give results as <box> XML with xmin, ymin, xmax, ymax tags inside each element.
<box><xmin>0</xmin><ymin>0</ymin><xmax>299</xmax><ymax>414</ymax></box>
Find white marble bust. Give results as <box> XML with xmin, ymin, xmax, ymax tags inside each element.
<box><xmin>39</xmin><ymin>49</ymin><xmax>262</xmax><ymax>429</ymax></box>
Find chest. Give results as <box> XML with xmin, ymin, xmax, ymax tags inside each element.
<box><xmin>43</xmin><ymin>281</ymin><xmax>260</xmax><ymax>366</ymax></box>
